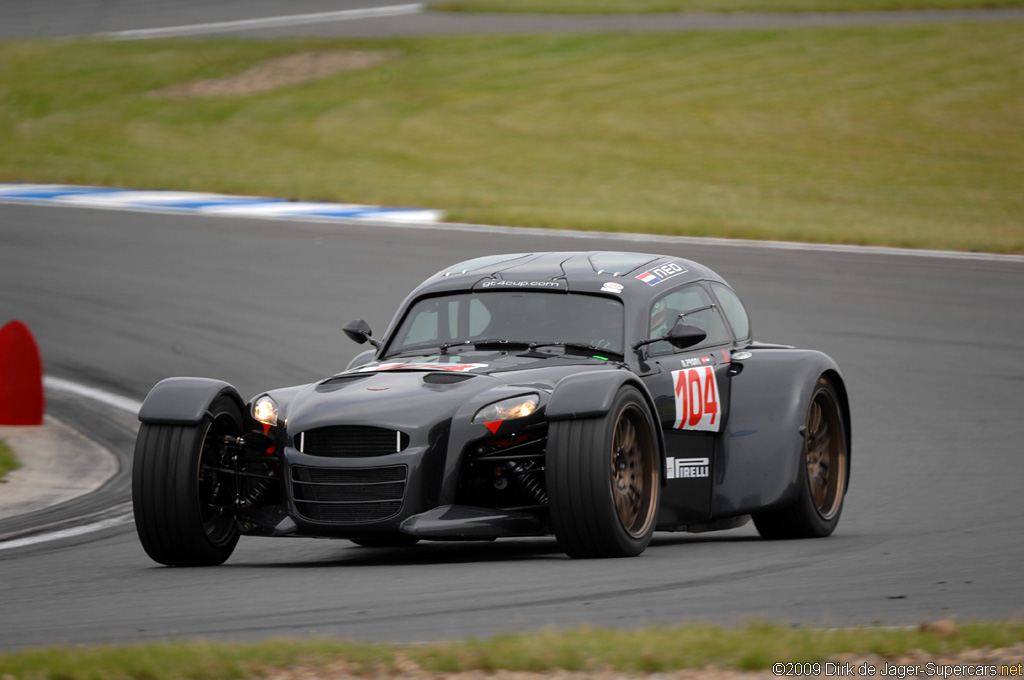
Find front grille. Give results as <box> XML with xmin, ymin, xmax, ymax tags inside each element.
<box><xmin>291</xmin><ymin>465</ymin><xmax>407</xmax><ymax>523</ymax></box>
<box><xmin>293</xmin><ymin>466</ymin><xmax>405</xmax><ymax>485</ymax></box>
<box><xmin>302</xmin><ymin>502</ymin><xmax>403</xmax><ymax>523</ymax></box>
<box><xmin>298</xmin><ymin>425</ymin><xmax>407</xmax><ymax>457</ymax></box>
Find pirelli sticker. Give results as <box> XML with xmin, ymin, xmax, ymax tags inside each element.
<box><xmin>671</xmin><ymin>366</ymin><xmax>721</xmax><ymax>432</ymax></box>
<box><xmin>666</xmin><ymin>457</ymin><xmax>709</xmax><ymax>480</ymax></box>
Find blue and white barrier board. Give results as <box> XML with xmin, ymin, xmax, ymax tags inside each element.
<box><xmin>0</xmin><ymin>184</ymin><xmax>442</xmax><ymax>223</ymax></box>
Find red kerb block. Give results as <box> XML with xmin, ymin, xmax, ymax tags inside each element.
<box><xmin>0</xmin><ymin>320</ymin><xmax>45</xmax><ymax>425</ymax></box>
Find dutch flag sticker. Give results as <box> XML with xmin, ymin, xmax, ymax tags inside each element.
<box><xmin>636</xmin><ymin>271</ymin><xmax>661</xmax><ymax>286</ymax></box>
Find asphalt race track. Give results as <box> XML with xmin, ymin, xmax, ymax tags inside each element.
<box><xmin>0</xmin><ymin>202</ymin><xmax>1022</xmax><ymax>649</ymax></box>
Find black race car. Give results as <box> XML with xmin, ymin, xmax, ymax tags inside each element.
<box><xmin>132</xmin><ymin>251</ymin><xmax>850</xmax><ymax>566</ymax></box>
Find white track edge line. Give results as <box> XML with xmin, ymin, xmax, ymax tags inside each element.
<box><xmin>0</xmin><ymin>514</ymin><xmax>134</xmax><ymax>551</ymax></box>
<box><xmin>43</xmin><ymin>376</ymin><xmax>143</xmax><ymax>415</ymax></box>
<box><xmin>398</xmin><ymin>219</ymin><xmax>1024</xmax><ymax>264</ymax></box>
<box><xmin>9</xmin><ymin>195</ymin><xmax>1018</xmax><ymax>264</ymax></box>
<box><xmin>101</xmin><ymin>4</ymin><xmax>423</xmax><ymax>40</ymax></box>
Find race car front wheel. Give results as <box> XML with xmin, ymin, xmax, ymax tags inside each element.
<box><xmin>132</xmin><ymin>395</ymin><xmax>242</xmax><ymax>566</ymax></box>
<box><xmin>753</xmin><ymin>377</ymin><xmax>848</xmax><ymax>539</ymax></box>
<box><xmin>547</xmin><ymin>385</ymin><xmax>660</xmax><ymax>558</ymax></box>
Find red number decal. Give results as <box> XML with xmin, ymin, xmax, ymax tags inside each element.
<box><xmin>675</xmin><ymin>371</ymin><xmax>688</xmax><ymax>425</ymax></box>
<box><xmin>672</xmin><ymin>366</ymin><xmax>723</xmax><ymax>432</ymax></box>
<box><xmin>703</xmin><ymin>366</ymin><xmax>718</xmax><ymax>425</ymax></box>
<box><xmin>688</xmin><ymin>370</ymin><xmax>703</xmax><ymax>427</ymax></box>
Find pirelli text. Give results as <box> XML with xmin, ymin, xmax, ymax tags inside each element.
<box><xmin>771</xmin><ymin>662</ymin><xmax>1024</xmax><ymax>678</ymax></box>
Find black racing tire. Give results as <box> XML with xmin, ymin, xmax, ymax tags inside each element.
<box><xmin>547</xmin><ymin>385</ymin><xmax>660</xmax><ymax>558</ymax></box>
<box><xmin>132</xmin><ymin>395</ymin><xmax>242</xmax><ymax>566</ymax></box>
<box><xmin>753</xmin><ymin>377</ymin><xmax>848</xmax><ymax>539</ymax></box>
<box><xmin>350</xmin><ymin>536</ymin><xmax>421</xmax><ymax>548</ymax></box>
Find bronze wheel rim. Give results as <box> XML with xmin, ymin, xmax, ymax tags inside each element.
<box><xmin>610</xmin><ymin>405</ymin><xmax>659</xmax><ymax>537</ymax></box>
<box><xmin>805</xmin><ymin>389</ymin><xmax>846</xmax><ymax>520</ymax></box>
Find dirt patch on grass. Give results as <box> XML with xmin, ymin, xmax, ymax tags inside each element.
<box><xmin>150</xmin><ymin>50</ymin><xmax>394</xmax><ymax>98</ymax></box>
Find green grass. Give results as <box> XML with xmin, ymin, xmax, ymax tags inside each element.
<box><xmin>1</xmin><ymin>26</ymin><xmax>1022</xmax><ymax>252</ymax></box>
<box><xmin>432</xmin><ymin>0</ymin><xmax>1024</xmax><ymax>13</ymax></box>
<box><xmin>0</xmin><ymin>438</ymin><xmax>19</xmax><ymax>480</ymax></box>
<box><xmin>1</xmin><ymin>622</ymin><xmax>1023</xmax><ymax>680</ymax></box>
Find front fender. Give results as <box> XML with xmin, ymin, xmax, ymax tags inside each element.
<box><xmin>546</xmin><ymin>370</ymin><xmax>667</xmax><ymax>478</ymax></box>
<box><xmin>345</xmin><ymin>349</ymin><xmax>376</xmax><ymax>371</ymax></box>
<box><xmin>137</xmin><ymin>377</ymin><xmax>244</xmax><ymax>425</ymax></box>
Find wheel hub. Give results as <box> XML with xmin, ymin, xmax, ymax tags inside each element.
<box><xmin>805</xmin><ymin>390</ymin><xmax>845</xmax><ymax>520</ymax></box>
<box><xmin>609</xmin><ymin>406</ymin><xmax>658</xmax><ymax>538</ymax></box>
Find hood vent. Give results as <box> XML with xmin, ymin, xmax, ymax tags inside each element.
<box><xmin>422</xmin><ymin>373</ymin><xmax>475</xmax><ymax>385</ymax></box>
<box><xmin>315</xmin><ymin>374</ymin><xmax>371</xmax><ymax>392</ymax></box>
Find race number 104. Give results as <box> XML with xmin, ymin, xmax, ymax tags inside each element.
<box><xmin>671</xmin><ymin>366</ymin><xmax>720</xmax><ymax>432</ymax></box>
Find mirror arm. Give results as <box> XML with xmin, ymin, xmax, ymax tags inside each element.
<box><xmin>677</xmin><ymin>303</ymin><xmax>716</xmax><ymax>321</ymax></box>
<box><xmin>631</xmin><ymin>339</ymin><xmax>658</xmax><ymax>375</ymax></box>
<box><xmin>631</xmin><ymin>336</ymin><xmax>662</xmax><ymax>352</ymax></box>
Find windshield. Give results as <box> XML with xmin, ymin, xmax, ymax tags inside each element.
<box><xmin>385</xmin><ymin>292</ymin><xmax>625</xmax><ymax>357</ymax></box>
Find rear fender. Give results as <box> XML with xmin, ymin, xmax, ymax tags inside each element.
<box><xmin>546</xmin><ymin>370</ymin><xmax>667</xmax><ymax>478</ymax></box>
<box><xmin>712</xmin><ymin>349</ymin><xmax>850</xmax><ymax>516</ymax></box>
<box><xmin>138</xmin><ymin>377</ymin><xmax>245</xmax><ymax>425</ymax></box>
<box><xmin>824</xmin><ymin>368</ymin><xmax>853</xmax><ymax>484</ymax></box>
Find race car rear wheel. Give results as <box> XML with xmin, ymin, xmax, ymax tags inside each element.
<box><xmin>132</xmin><ymin>395</ymin><xmax>242</xmax><ymax>566</ymax></box>
<box><xmin>547</xmin><ymin>385</ymin><xmax>660</xmax><ymax>558</ymax></box>
<box><xmin>753</xmin><ymin>378</ymin><xmax>847</xmax><ymax>539</ymax></box>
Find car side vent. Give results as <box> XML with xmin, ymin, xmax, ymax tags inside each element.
<box><xmin>422</xmin><ymin>373</ymin><xmax>476</xmax><ymax>385</ymax></box>
<box><xmin>297</xmin><ymin>425</ymin><xmax>408</xmax><ymax>457</ymax></box>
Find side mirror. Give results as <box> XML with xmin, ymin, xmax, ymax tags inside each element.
<box><xmin>631</xmin><ymin>320</ymin><xmax>707</xmax><ymax>354</ymax></box>
<box><xmin>343</xmin><ymin>319</ymin><xmax>381</xmax><ymax>348</ymax></box>
<box><xmin>667</xmin><ymin>321</ymin><xmax>706</xmax><ymax>350</ymax></box>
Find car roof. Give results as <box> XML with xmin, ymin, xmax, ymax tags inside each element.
<box><xmin>410</xmin><ymin>251</ymin><xmax>728</xmax><ymax>300</ymax></box>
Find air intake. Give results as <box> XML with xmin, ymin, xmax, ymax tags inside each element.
<box><xmin>298</xmin><ymin>425</ymin><xmax>408</xmax><ymax>457</ymax></box>
<box><xmin>316</xmin><ymin>374</ymin><xmax>371</xmax><ymax>392</ymax></box>
<box><xmin>291</xmin><ymin>465</ymin><xmax>406</xmax><ymax>523</ymax></box>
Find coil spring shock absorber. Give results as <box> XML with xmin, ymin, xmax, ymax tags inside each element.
<box><xmin>510</xmin><ymin>463</ymin><xmax>548</xmax><ymax>505</ymax></box>
<box><xmin>239</xmin><ymin>477</ymin><xmax>276</xmax><ymax>508</ymax></box>
<box><xmin>221</xmin><ymin>435</ymin><xmax>278</xmax><ymax>508</ymax></box>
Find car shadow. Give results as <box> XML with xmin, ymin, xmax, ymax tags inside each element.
<box><xmin>230</xmin><ymin>536</ymin><xmax>568</xmax><ymax>569</ymax></box>
<box><xmin>227</xmin><ymin>531</ymin><xmax>773</xmax><ymax>569</ymax></box>
<box><xmin>649</xmin><ymin>533</ymin><xmax>764</xmax><ymax>547</ymax></box>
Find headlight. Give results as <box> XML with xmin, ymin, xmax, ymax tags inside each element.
<box><xmin>252</xmin><ymin>396</ymin><xmax>279</xmax><ymax>426</ymax></box>
<box><xmin>473</xmin><ymin>394</ymin><xmax>539</xmax><ymax>424</ymax></box>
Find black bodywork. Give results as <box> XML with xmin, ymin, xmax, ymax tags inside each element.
<box><xmin>137</xmin><ymin>251</ymin><xmax>851</xmax><ymax>547</ymax></box>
